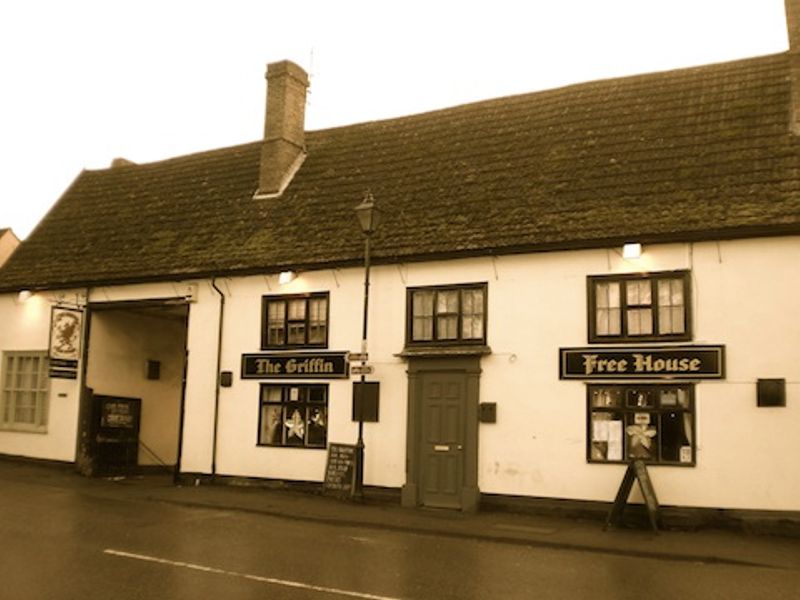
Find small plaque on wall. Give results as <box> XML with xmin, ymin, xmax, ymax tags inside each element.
<box><xmin>757</xmin><ymin>379</ymin><xmax>786</xmax><ymax>407</ymax></box>
<box><xmin>352</xmin><ymin>382</ymin><xmax>380</xmax><ymax>422</ymax></box>
<box><xmin>479</xmin><ymin>402</ymin><xmax>497</xmax><ymax>423</ymax></box>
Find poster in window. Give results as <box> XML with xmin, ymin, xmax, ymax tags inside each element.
<box><xmin>49</xmin><ymin>307</ymin><xmax>83</xmax><ymax>361</ymax></box>
<box><xmin>261</xmin><ymin>405</ymin><xmax>282</xmax><ymax>444</ymax></box>
<box><xmin>307</xmin><ymin>406</ymin><xmax>327</xmax><ymax>446</ymax></box>
<box><xmin>607</xmin><ymin>421</ymin><xmax>623</xmax><ymax>461</ymax></box>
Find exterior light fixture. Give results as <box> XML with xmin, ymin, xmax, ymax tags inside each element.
<box><xmin>278</xmin><ymin>270</ymin><xmax>297</xmax><ymax>285</ymax></box>
<box><xmin>354</xmin><ymin>191</ymin><xmax>382</xmax><ymax>236</ymax></box>
<box><xmin>622</xmin><ymin>243</ymin><xmax>642</xmax><ymax>259</ymax></box>
<box><xmin>17</xmin><ymin>290</ymin><xmax>33</xmax><ymax>303</ymax></box>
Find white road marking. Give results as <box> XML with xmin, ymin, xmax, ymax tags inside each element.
<box><xmin>103</xmin><ymin>549</ymin><xmax>403</xmax><ymax>600</ymax></box>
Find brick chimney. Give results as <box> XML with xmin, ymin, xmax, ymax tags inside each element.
<box><xmin>787</xmin><ymin>0</ymin><xmax>800</xmax><ymax>134</ymax></box>
<box><xmin>258</xmin><ymin>60</ymin><xmax>310</xmax><ymax>196</ymax></box>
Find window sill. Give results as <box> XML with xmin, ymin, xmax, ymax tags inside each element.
<box><xmin>588</xmin><ymin>335</ymin><xmax>693</xmax><ymax>344</ymax></box>
<box><xmin>397</xmin><ymin>344</ymin><xmax>492</xmax><ymax>358</ymax></box>
<box><xmin>588</xmin><ymin>460</ymin><xmax>695</xmax><ymax>468</ymax></box>
<box><xmin>0</xmin><ymin>425</ymin><xmax>48</xmax><ymax>434</ymax></box>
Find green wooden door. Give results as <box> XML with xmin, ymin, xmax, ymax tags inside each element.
<box><xmin>420</xmin><ymin>372</ymin><xmax>466</xmax><ymax>509</ymax></box>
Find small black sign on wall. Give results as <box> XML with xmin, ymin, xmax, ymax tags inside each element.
<box><xmin>352</xmin><ymin>382</ymin><xmax>380</xmax><ymax>422</ymax></box>
<box><xmin>146</xmin><ymin>360</ymin><xmax>161</xmax><ymax>380</ymax></box>
<box><xmin>757</xmin><ymin>379</ymin><xmax>786</xmax><ymax>407</ymax></box>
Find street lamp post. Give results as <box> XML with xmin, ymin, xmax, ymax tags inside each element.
<box><xmin>353</xmin><ymin>191</ymin><xmax>381</xmax><ymax>501</ymax></box>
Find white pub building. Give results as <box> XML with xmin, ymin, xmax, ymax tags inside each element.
<box><xmin>1</xmin><ymin>2</ymin><xmax>799</xmax><ymax>529</ymax></box>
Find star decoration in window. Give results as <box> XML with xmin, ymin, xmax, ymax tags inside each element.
<box><xmin>284</xmin><ymin>409</ymin><xmax>305</xmax><ymax>439</ymax></box>
<box><xmin>626</xmin><ymin>424</ymin><xmax>657</xmax><ymax>449</ymax></box>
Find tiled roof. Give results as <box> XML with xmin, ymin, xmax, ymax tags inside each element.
<box><xmin>1</xmin><ymin>53</ymin><xmax>799</xmax><ymax>291</ymax></box>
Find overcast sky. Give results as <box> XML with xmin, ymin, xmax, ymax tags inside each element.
<box><xmin>0</xmin><ymin>0</ymin><xmax>790</xmax><ymax>239</ymax></box>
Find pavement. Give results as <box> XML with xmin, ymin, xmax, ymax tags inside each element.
<box><xmin>4</xmin><ymin>457</ymin><xmax>800</xmax><ymax>572</ymax></box>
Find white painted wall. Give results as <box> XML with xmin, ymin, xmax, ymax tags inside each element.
<box><xmin>212</xmin><ymin>270</ymin><xmax>388</xmax><ymax>482</ymax></box>
<box><xmin>0</xmin><ymin>290</ymin><xmax>83</xmax><ymax>462</ymax></box>
<box><xmin>1</xmin><ymin>236</ymin><xmax>797</xmax><ymax>511</ymax></box>
<box><xmin>85</xmin><ymin>308</ymin><xmax>186</xmax><ymax>466</ymax></box>
<box><xmin>179</xmin><ymin>281</ymin><xmax>223</xmax><ymax>475</ymax></box>
<box><xmin>207</xmin><ymin>236</ymin><xmax>800</xmax><ymax>511</ymax></box>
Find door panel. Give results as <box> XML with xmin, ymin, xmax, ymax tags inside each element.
<box><xmin>420</xmin><ymin>373</ymin><xmax>465</xmax><ymax>508</ymax></box>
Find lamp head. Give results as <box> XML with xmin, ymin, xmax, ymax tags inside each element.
<box><xmin>354</xmin><ymin>191</ymin><xmax>382</xmax><ymax>236</ymax></box>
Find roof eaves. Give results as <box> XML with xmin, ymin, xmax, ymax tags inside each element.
<box><xmin>2</xmin><ymin>222</ymin><xmax>797</xmax><ymax>294</ymax></box>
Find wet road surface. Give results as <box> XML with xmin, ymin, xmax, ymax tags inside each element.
<box><xmin>1</xmin><ymin>471</ymin><xmax>799</xmax><ymax>599</ymax></box>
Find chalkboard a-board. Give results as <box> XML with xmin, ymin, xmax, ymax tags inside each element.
<box><xmin>605</xmin><ymin>460</ymin><xmax>660</xmax><ymax>532</ymax></box>
<box><xmin>323</xmin><ymin>443</ymin><xmax>357</xmax><ymax>498</ymax></box>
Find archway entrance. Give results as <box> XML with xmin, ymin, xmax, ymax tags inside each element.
<box><xmin>77</xmin><ymin>301</ymin><xmax>189</xmax><ymax>478</ymax></box>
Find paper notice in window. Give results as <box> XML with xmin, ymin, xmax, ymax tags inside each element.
<box><xmin>634</xmin><ymin>412</ymin><xmax>650</xmax><ymax>425</ymax></box>
<box><xmin>592</xmin><ymin>420</ymin><xmax>609</xmax><ymax>441</ymax></box>
<box><xmin>680</xmin><ymin>446</ymin><xmax>692</xmax><ymax>463</ymax></box>
<box><xmin>608</xmin><ymin>421</ymin><xmax>623</xmax><ymax>461</ymax></box>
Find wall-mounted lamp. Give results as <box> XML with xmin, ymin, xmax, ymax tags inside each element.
<box><xmin>278</xmin><ymin>270</ymin><xmax>297</xmax><ymax>285</ymax></box>
<box><xmin>17</xmin><ymin>290</ymin><xmax>33</xmax><ymax>303</ymax></box>
<box><xmin>622</xmin><ymin>243</ymin><xmax>642</xmax><ymax>259</ymax></box>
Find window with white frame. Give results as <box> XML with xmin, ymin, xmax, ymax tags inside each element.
<box><xmin>1</xmin><ymin>351</ymin><xmax>49</xmax><ymax>432</ymax></box>
<box><xmin>588</xmin><ymin>271</ymin><xmax>691</xmax><ymax>342</ymax></box>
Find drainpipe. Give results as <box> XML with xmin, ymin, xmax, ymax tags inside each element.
<box><xmin>210</xmin><ymin>278</ymin><xmax>225</xmax><ymax>482</ymax></box>
<box><xmin>75</xmin><ymin>287</ymin><xmax>94</xmax><ymax>476</ymax></box>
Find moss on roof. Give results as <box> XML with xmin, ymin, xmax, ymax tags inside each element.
<box><xmin>1</xmin><ymin>53</ymin><xmax>799</xmax><ymax>291</ymax></box>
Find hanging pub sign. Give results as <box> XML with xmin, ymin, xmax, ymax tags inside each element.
<box><xmin>241</xmin><ymin>351</ymin><xmax>349</xmax><ymax>379</ymax></box>
<box><xmin>559</xmin><ymin>345</ymin><xmax>725</xmax><ymax>380</ymax></box>
<box><xmin>48</xmin><ymin>306</ymin><xmax>83</xmax><ymax>379</ymax></box>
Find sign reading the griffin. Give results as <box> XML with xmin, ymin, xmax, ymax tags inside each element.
<box><xmin>559</xmin><ymin>346</ymin><xmax>725</xmax><ymax>380</ymax></box>
<box><xmin>241</xmin><ymin>352</ymin><xmax>349</xmax><ymax>379</ymax></box>
<box><xmin>49</xmin><ymin>307</ymin><xmax>83</xmax><ymax>379</ymax></box>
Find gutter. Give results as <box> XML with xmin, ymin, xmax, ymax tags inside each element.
<box><xmin>210</xmin><ymin>278</ymin><xmax>226</xmax><ymax>482</ymax></box>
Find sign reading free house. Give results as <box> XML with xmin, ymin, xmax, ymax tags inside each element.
<box><xmin>559</xmin><ymin>345</ymin><xmax>725</xmax><ymax>380</ymax></box>
<box><xmin>242</xmin><ymin>352</ymin><xmax>350</xmax><ymax>379</ymax></box>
